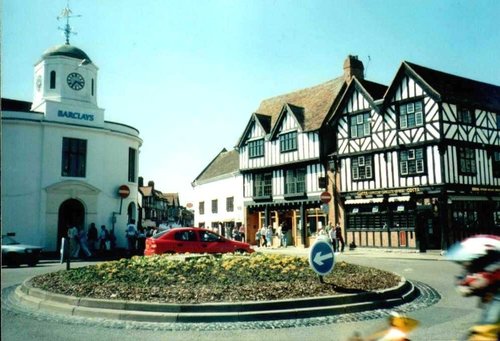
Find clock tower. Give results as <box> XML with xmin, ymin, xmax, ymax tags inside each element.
<box><xmin>31</xmin><ymin>4</ymin><xmax>104</xmax><ymax>125</ymax></box>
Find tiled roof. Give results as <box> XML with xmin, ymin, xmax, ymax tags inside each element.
<box><xmin>139</xmin><ymin>186</ymin><xmax>153</xmax><ymax>197</ymax></box>
<box><xmin>255</xmin><ymin>76</ymin><xmax>346</xmax><ymax>132</ymax></box>
<box><xmin>405</xmin><ymin>61</ymin><xmax>500</xmax><ymax>111</ymax></box>
<box><xmin>163</xmin><ymin>193</ymin><xmax>180</xmax><ymax>206</ymax></box>
<box><xmin>358</xmin><ymin>79</ymin><xmax>388</xmax><ymax>100</ymax></box>
<box><xmin>194</xmin><ymin>148</ymin><xmax>239</xmax><ymax>183</ymax></box>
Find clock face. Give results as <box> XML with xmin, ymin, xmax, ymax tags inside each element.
<box><xmin>66</xmin><ymin>72</ymin><xmax>85</xmax><ymax>91</ymax></box>
<box><xmin>36</xmin><ymin>75</ymin><xmax>42</xmax><ymax>91</ymax></box>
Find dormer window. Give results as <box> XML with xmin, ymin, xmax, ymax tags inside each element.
<box><xmin>248</xmin><ymin>139</ymin><xmax>264</xmax><ymax>158</ymax></box>
<box><xmin>399</xmin><ymin>100</ymin><xmax>424</xmax><ymax>129</ymax></box>
<box><xmin>280</xmin><ymin>131</ymin><xmax>297</xmax><ymax>152</ymax></box>
<box><xmin>458</xmin><ymin>106</ymin><xmax>475</xmax><ymax>125</ymax></box>
<box><xmin>350</xmin><ymin>112</ymin><xmax>371</xmax><ymax>138</ymax></box>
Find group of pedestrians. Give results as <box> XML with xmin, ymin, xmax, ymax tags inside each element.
<box><xmin>66</xmin><ymin>222</ymin><xmax>116</xmax><ymax>259</ymax></box>
<box><xmin>125</xmin><ymin>219</ymin><xmax>147</xmax><ymax>256</ymax></box>
<box><xmin>328</xmin><ymin>222</ymin><xmax>345</xmax><ymax>253</ymax></box>
<box><xmin>256</xmin><ymin>222</ymin><xmax>290</xmax><ymax>248</ymax></box>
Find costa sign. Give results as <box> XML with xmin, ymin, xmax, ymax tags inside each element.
<box><xmin>118</xmin><ymin>185</ymin><xmax>130</xmax><ymax>198</ymax></box>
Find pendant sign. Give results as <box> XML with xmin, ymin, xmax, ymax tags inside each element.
<box><xmin>309</xmin><ymin>239</ymin><xmax>335</xmax><ymax>276</ymax></box>
<box><xmin>118</xmin><ymin>185</ymin><xmax>130</xmax><ymax>198</ymax></box>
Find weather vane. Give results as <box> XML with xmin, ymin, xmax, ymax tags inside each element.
<box><xmin>57</xmin><ymin>0</ymin><xmax>81</xmax><ymax>45</ymax></box>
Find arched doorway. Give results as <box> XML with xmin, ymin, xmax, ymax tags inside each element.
<box><xmin>127</xmin><ymin>202</ymin><xmax>136</xmax><ymax>224</ymax></box>
<box><xmin>57</xmin><ymin>199</ymin><xmax>85</xmax><ymax>250</ymax></box>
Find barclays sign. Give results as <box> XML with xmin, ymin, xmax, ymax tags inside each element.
<box><xmin>58</xmin><ymin>110</ymin><xmax>94</xmax><ymax>121</ymax></box>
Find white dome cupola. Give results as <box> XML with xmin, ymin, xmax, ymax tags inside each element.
<box><xmin>31</xmin><ymin>3</ymin><xmax>104</xmax><ymax>125</ymax></box>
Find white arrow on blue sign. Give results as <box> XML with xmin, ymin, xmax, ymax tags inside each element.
<box><xmin>308</xmin><ymin>238</ymin><xmax>335</xmax><ymax>276</ymax></box>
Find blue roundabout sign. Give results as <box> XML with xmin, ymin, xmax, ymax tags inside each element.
<box><xmin>308</xmin><ymin>238</ymin><xmax>335</xmax><ymax>276</ymax></box>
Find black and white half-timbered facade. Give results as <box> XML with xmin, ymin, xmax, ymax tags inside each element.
<box><xmin>327</xmin><ymin>62</ymin><xmax>500</xmax><ymax>251</ymax></box>
<box><xmin>236</xmin><ymin>57</ymin><xmax>369</xmax><ymax>246</ymax></box>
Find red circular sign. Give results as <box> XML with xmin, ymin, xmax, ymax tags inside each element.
<box><xmin>118</xmin><ymin>185</ymin><xmax>130</xmax><ymax>198</ymax></box>
<box><xmin>320</xmin><ymin>191</ymin><xmax>332</xmax><ymax>203</ymax></box>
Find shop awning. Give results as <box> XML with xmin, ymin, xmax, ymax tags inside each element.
<box><xmin>345</xmin><ymin>198</ymin><xmax>384</xmax><ymax>205</ymax></box>
<box><xmin>388</xmin><ymin>196</ymin><xmax>411</xmax><ymax>202</ymax></box>
<box><xmin>448</xmin><ymin>195</ymin><xmax>489</xmax><ymax>202</ymax></box>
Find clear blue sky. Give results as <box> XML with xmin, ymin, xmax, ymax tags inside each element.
<box><xmin>3</xmin><ymin>0</ymin><xmax>500</xmax><ymax>205</ymax></box>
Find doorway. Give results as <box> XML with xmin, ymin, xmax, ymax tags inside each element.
<box><xmin>57</xmin><ymin>199</ymin><xmax>85</xmax><ymax>250</ymax></box>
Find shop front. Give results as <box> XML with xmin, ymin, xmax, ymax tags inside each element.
<box><xmin>245</xmin><ymin>199</ymin><xmax>327</xmax><ymax>247</ymax></box>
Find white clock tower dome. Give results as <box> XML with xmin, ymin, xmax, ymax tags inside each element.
<box><xmin>31</xmin><ymin>5</ymin><xmax>104</xmax><ymax>125</ymax></box>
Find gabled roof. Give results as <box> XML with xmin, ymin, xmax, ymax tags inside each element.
<box><xmin>255</xmin><ymin>76</ymin><xmax>346</xmax><ymax>132</ymax></box>
<box><xmin>236</xmin><ymin>113</ymin><xmax>272</xmax><ymax>148</ymax></box>
<box><xmin>385</xmin><ymin>61</ymin><xmax>500</xmax><ymax>112</ymax></box>
<box><xmin>162</xmin><ymin>193</ymin><xmax>180</xmax><ymax>206</ymax></box>
<box><xmin>269</xmin><ymin>103</ymin><xmax>305</xmax><ymax>139</ymax></box>
<box><xmin>326</xmin><ymin>77</ymin><xmax>388</xmax><ymax>124</ymax></box>
<box><xmin>192</xmin><ymin>148</ymin><xmax>240</xmax><ymax>184</ymax></box>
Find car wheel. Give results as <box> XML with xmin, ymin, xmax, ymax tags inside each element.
<box><xmin>6</xmin><ymin>253</ymin><xmax>20</xmax><ymax>267</ymax></box>
<box><xmin>28</xmin><ymin>257</ymin><xmax>39</xmax><ymax>267</ymax></box>
<box><xmin>234</xmin><ymin>249</ymin><xmax>247</xmax><ymax>254</ymax></box>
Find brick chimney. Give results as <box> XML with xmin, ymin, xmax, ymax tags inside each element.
<box><xmin>343</xmin><ymin>55</ymin><xmax>364</xmax><ymax>81</ymax></box>
<box><xmin>138</xmin><ymin>176</ymin><xmax>144</xmax><ymax>187</ymax></box>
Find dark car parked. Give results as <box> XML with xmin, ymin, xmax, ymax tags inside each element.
<box><xmin>1</xmin><ymin>235</ymin><xmax>43</xmax><ymax>267</ymax></box>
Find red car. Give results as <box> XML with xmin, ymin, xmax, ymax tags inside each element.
<box><xmin>144</xmin><ymin>227</ymin><xmax>254</xmax><ymax>255</ymax></box>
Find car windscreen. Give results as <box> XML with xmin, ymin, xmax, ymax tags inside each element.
<box><xmin>1</xmin><ymin>236</ymin><xmax>19</xmax><ymax>245</ymax></box>
<box><xmin>152</xmin><ymin>230</ymin><xmax>169</xmax><ymax>239</ymax></box>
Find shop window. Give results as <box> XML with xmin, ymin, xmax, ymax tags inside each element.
<box><xmin>61</xmin><ymin>137</ymin><xmax>86</xmax><ymax>177</ymax></box>
<box><xmin>399</xmin><ymin>100</ymin><xmax>424</xmax><ymax>129</ymax></box>
<box><xmin>280</xmin><ymin>131</ymin><xmax>298</xmax><ymax>152</ymax></box>
<box><xmin>452</xmin><ymin>202</ymin><xmax>479</xmax><ymax>230</ymax></box>
<box><xmin>346</xmin><ymin>206</ymin><xmax>387</xmax><ymax>230</ymax></box>
<box><xmin>458</xmin><ymin>147</ymin><xmax>477</xmax><ymax>175</ymax></box>
<box><xmin>399</xmin><ymin>148</ymin><xmax>425</xmax><ymax>176</ymax></box>
<box><xmin>350</xmin><ymin>112</ymin><xmax>371</xmax><ymax>138</ymax></box>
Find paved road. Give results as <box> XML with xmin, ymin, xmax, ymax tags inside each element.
<box><xmin>1</xmin><ymin>250</ymin><xmax>481</xmax><ymax>340</ymax></box>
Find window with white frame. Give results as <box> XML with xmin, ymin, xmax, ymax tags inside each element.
<box><xmin>350</xmin><ymin>112</ymin><xmax>371</xmax><ymax>138</ymax></box>
<box><xmin>248</xmin><ymin>139</ymin><xmax>264</xmax><ymax>158</ymax></box>
<box><xmin>399</xmin><ymin>148</ymin><xmax>425</xmax><ymax>176</ymax></box>
<box><xmin>352</xmin><ymin>155</ymin><xmax>373</xmax><ymax>180</ymax></box>
<box><xmin>285</xmin><ymin>168</ymin><xmax>306</xmax><ymax>194</ymax></box>
<box><xmin>458</xmin><ymin>147</ymin><xmax>477</xmax><ymax>175</ymax></box>
<box><xmin>199</xmin><ymin>201</ymin><xmax>205</xmax><ymax>215</ymax></box>
<box><xmin>211</xmin><ymin>199</ymin><xmax>218</xmax><ymax>213</ymax></box>
<box><xmin>399</xmin><ymin>100</ymin><xmax>424</xmax><ymax>129</ymax></box>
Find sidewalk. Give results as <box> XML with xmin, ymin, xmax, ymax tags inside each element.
<box><xmin>256</xmin><ymin>245</ymin><xmax>445</xmax><ymax>261</ymax></box>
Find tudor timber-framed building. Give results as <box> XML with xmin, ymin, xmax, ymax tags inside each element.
<box><xmin>326</xmin><ymin>61</ymin><xmax>500</xmax><ymax>251</ymax></box>
<box><xmin>237</xmin><ymin>56</ymin><xmax>371</xmax><ymax>247</ymax></box>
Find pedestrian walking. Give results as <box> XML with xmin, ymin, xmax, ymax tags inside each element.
<box><xmin>329</xmin><ymin>222</ymin><xmax>338</xmax><ymax>253</ymax></box>
<box><xmin>126</xmin><ymin>219</ymin><xmax>138</xmax><ymax>256</ymax></box>
<box><xmin>67</xmin><ymin>224</ymin><xmax>80</xmax><ymax>258</ymax></box>
<box><xmin>239</xmin><ymin>225</ymin><xmax>245</xmax><ymax>242</ymax></box>
<box><xmin>98</xmin><ymin>225</ymin><xmax>109</xmax><ymax>253</ymax></box>
<box><xmin>78</xmin><ymin>227</ymin><xmax>92</xmax><ymax>258</ymax></box>
<box><xmin>136</xmin><ymin>226</ymin><xmax>146</xmax><ymax>256</ymax></box>
<box><xmin>281</xmin><ymin>222</ymin><xmax>289</xmax><ymax>248</ymax></box>
<box><xmin>87</xmin><ymin>222</ymin><xmax>98</xmax><ymax>251</ymax></box>
<box><xmin>266</xmin><ymin>225</ymin><xmax>273</xmax><ymax>247</ymax></box>
<box><xmin>335</xmin><ymin>223</ymin><xmax>345</xmax><ymax>253</ymax></box>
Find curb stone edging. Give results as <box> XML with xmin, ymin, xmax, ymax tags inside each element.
<box><xmin>15</xmin><ymin>276</ymin><xmax>419</xmax><ymax>323</ymax></box>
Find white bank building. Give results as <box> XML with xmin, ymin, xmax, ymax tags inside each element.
<box><xmin>2</xmin><ymin>43</ymin><xmax>142</xmax><ymax>252</ymax></box>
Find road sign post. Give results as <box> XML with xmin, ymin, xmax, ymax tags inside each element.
<box><xmin>308</xmin><ymin>238</ymin><xmax>335</xmax><ymax>282</ymax></box>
